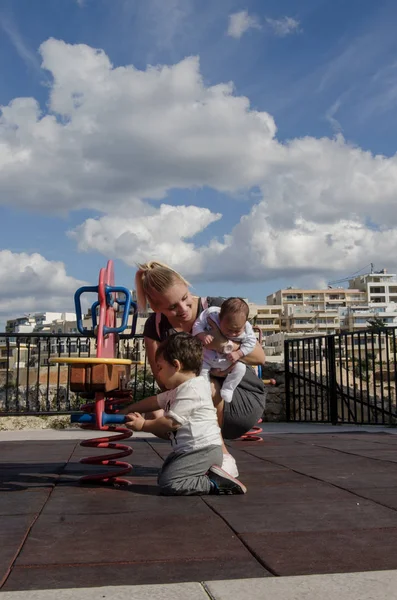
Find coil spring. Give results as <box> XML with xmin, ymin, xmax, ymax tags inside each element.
<box><xmin>238</xmin><ymin>419</ymin><xmax>263</xmax><ymax>442</ymax></box>
<box><xmin>78</xmin><ymin>397</ymin><xmax>133</xmax><ymax>485</ymax></box>
<box><xmin>237</xmin><ymin>379</ymin><xmax>276</xmax><ymax>442</ymax></box>
<box><xmin>79</xmin><ymin>426</ymin><xmax>133</xmax><ymax>486</ymax></box>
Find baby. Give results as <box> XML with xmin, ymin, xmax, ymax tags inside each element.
<box><xmin>192</xmin><ymin>297</ymin><xmax>257</xmax><ymax>403</ymax></box>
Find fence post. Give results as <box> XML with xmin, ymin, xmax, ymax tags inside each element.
<box><xmin>327</xmin><ymin>336</ymin><xmax>338</xmax><ymax>425</ymax></box>
<box><xmin>284</xmin><ymin>340</ymin><xmax>291</xmax><ymax>422</ymax></box>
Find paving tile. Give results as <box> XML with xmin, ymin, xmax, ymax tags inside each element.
<box><xmin>42</xmin><ymin>485</ymin><xmax>204</xmax><ymax>515</ymax></box>
<box><xmin>59</xmin><ymin>461</ymin><xmax>159</xmax><ymax>481</ymax></box>
<box><xmin>3</xmin><ymin>557</ymin><xmax>270</xmax><ymax>591</ymax></box>
<box><xmin>204</xmin><ymin>497</ymin><xmax>397</xmax><ymax>534</ymax></box>
<box><xmin>241</xmin><ymin>528</ymin><xmax>397</xmax><ymax>576</ymax></box>
<box><xmin>235</xmin><ymin>469</ymin><xmax>319</xmax><ymax>489</ymax></box>
<box><xmin>0</xmin><ymin>465</ymin><xmax>64</xmax><ymax>490</ymax></box>
<box><xmin>0</xmin><ymin>514</ymin><xmax>37</xmax><ymax>587</ymax></box>
<box><xmin>317</xmin><ymin>468</ymin><xmax>397</xmax><ymax>489</ymax></box>
<box><xmin>0</xmin><ymin>441</ymin><xmax>78</xmax><ymax>463</ymax></box>
<box><xmin>204</xmin><ymin>481</ymin><xmax>357</xmax><ymax>509</ymax></box>
<box><xmin>352</xmin><ymin>487</ymin><xmax>397</xmax><ymax>510</ymax></box>
<box><xmin>0</xmin><ymin>488</ymin><xmax>52</xmax><ymax>516</ymax></box>
<box><xmin>338</xmin><ymin>450</ymin><xmax>397</xmax><ymax>463</ymax></box>
<box><xmin>15</xmin><ymin>505</ymin><xmax>258</xmax><ymax>566</ymax></box>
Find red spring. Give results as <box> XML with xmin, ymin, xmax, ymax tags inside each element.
<box><xmin>79</xmin><ymin>426</ymin><xmax>133</xmax><ymax>486</ymax></box>
<box><xmin>238</xmin><ymin>419</ymin><xmax>263</xmax><ymax>442</ymax></box>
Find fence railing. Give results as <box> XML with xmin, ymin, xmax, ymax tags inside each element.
<box><xmin>0</xmin><ymin>333</ymin><xmax>157</xmax><ymax>416</ymax></box>
<box><xmin>285</xmin><ymin>327</ymin><xmax>397</xmax><ymax>425</ymax></box>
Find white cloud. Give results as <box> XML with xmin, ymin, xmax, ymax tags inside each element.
<box><xmin>201</xmin><ymin>213</ymin><xmax>397</xmax><ymax>282</ymax></box>
<box><xmin>0</xmin><ymin>251</ymin><xmax>86</xmax><ymax>321</ymax></box>
<box><xmin>265</xmin><ymin>16</ymin><xmax>301</xmax><ymax>37</ymax></box>
<box><xmin>1</xmin><ymin>39</ymin><xmax>397</xmax><ymax>285</ymax></box>
<box><xmin>227</xmin><ymin>10</ymin><xmax>261</xmax><ymax>39</ymax></box>
<box><xmin>69</xmin><ymin>204</ymin><xmax>221</xmax><ymax>275</ymax></box>
<box><xmin>0</xmin><ymin>39</ymin><xmax>276</xmax><ymax>212</ymax></box>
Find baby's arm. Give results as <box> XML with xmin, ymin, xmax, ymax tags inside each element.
<box><xmin>193</xmin><ymin>308</ymin><xmax>214</xmax><ymax>345</ymax></box>
<box><xmin>239</xmin><ymin>322</ymin><xmax>257</xmax><ymax>356</ymax></box>
<box><xmin>226</xmin><ymin>322</ymin><xmax>257</xmax><ymax>364</ymax></box>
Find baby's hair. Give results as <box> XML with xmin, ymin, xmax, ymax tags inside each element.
<box><xmin>155</xmin><ymin>332</ymin><xmax>203</xmax><ymax>376</ymax></box>
<box><xmin>134</xmin><ymin>261</ymin><xmax>190</xmax><ymax>312</ymax></box>
<box><xmin>219</xmin><ymin>297</ymin><xmax>249</xmax><ymax>321</ymax></box>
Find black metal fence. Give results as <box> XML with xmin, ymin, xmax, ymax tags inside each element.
<box><xmin>285</xmin><ymin>327</ymin><xmax>397</xmax><ymax>425</ymax></box>
<box><xmin>0</xmin><ymin>333</ymin><xmax>157</xmax><ymax>416</ymax></box>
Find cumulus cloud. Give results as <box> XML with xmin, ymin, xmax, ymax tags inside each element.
<box><xmin>227</xmin><ymin>10</ymin><xmax>261</xmax><ymax>39</ymax></box>
<box><xmin>0</xmin><ymin>39</ymin><xmax>276</xmax><ymax>212</ymax></box>
<box><xmin>69</xmin><ymin>204</ymin><xmax>221</xmax><ymax>274</ymax></box>
<box><xmin>265</xmin><ymin>16</ymin><xmax>301</xmax><ymax>37</ymax></box>
<box><xmin>201</xmin><ymin>213</ymin><xmax>397</xmax><ymax>281</ymax></box>
<box><xmin>1</xmin><ymin>39</ymin><xmax>397</xmax><ymax>286</ymax></box>
<box><xmin>0</xmin><ymin>251</ymin><xmax>86</xmax><ymax>322</ymax></box>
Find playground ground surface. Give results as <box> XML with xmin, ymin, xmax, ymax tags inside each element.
<box><xmin>1</xmin><ymin>423</ymin><xmax>397</xmax><ymax>599</ymax></box>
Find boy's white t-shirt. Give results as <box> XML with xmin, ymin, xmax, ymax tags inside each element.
<box><xmin>156</xmin><ymin>375</ymin><xmax>221</xmax><ymax>454</ymax></box>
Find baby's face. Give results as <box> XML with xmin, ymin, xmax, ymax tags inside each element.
<box><xmin>219</xmin><ymin>312</ymin><xmax>246</xmax><ymax>338</ymax></box>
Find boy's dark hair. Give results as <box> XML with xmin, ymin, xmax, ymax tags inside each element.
<box><xmin>219</xmin><ymin>297</ymin><xmax>249</xmax><ymax>321</ymax></box>
<box><xmin>155</xmin><ymin>332</ymin><xmax>203</xmax><ymax>376</ymax></box>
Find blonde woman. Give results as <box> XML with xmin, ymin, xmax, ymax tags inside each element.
<box><xmin>125</xmin><ymin>261</ymin><xmax>267</xmax><ymax>478</ymax></box>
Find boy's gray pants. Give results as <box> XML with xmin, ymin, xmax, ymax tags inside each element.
<box><xmin>158</xmin><ymin>445</ymin><xmax>223</xmax><ymax>496</ymax></box>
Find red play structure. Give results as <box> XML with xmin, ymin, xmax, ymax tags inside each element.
<box><xmin>51</xmin><ymin>260</ymin><xmax>140</xmax><ymax>486</ymax></box>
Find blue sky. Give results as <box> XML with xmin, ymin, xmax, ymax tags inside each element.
<box><xmin>1</xmin><ymin>0</ymin><xmax>397</xmax><ymax>323</ymax></box>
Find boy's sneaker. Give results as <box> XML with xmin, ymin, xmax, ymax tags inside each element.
<box><xmin>208</xmin><ymin>465</ymin><xmax>247</xmax><ymax>495</ymax></box>
<box><xmin>222</xmin><ymin>453</ymin><xmax>239</xmax><ymax>478</ymax></box>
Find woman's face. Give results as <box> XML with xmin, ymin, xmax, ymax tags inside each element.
<box><xmin>148</xmin><ymin>282</ymin><xmax>194</xmax><ymax>322</ymax></box>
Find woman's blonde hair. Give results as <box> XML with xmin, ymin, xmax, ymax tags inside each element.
<box><xmin>135</xmin><ymin>261</ymin><xmax>190</xmax><ymax>312</ymax></box>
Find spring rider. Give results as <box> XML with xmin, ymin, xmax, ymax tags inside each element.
<box><xmin>51</xmin><ymin>260</ymin><xmax>141</xmax><ymax>485</ymax></box>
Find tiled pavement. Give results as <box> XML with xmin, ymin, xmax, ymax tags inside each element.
<box><xmin>1</xmin><ymin>427</ymin><xmax>397</xmax><ymax>592</ymax></box>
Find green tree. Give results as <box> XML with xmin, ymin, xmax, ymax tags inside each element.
<box><xmin>367</xmin><ymin>316</ymin><xmax>387</xmax><ymax>330</ymax></box>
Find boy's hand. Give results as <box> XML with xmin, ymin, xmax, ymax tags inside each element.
<box><xmin>125</xmin><ymin>412</ymin><xmax>145</xmax><ymax>431</ymax></box>
<box><xmin>226</xmin><ymin>349</ymin><xmax>243</xmax><ymax>364</ymax></box>
<box><xmin>197</xmin><ymin>332</ymin><xmax>214</xmax><ymax>345</ymax></box>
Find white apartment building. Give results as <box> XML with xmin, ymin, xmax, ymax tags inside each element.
<box><xmin>281</xmin><ymin>306</ymin><xmax>340</xmax><ymax>335</ymax></box>
<box><xmin>6</xmin><ymin>312</ymin><xmax>76</xmax><ymax>334</ymax></box>
<box><xmin>267</xmin><ymin>287</ymin><xmax>367</xmax><ymax>311</ymax></box>
<box><xmin>265</xmin><ymin>287</ymin><xmax>366</xmax><ymax>335</ymax></box>
<box><xmin>248</xmin><ymin>304</ymin><xmax>283</xmax><ymax>339</ymax></box>
<box><xmin>349</xmin><ymin>269</ymin><xmax>397</xmax><ymax>304</ymax></box>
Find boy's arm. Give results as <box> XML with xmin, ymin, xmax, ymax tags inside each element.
<box><xmin>119</xmin><ymin>394</ymin><xmax>161</xmax><ymax>415</ymax></box>
<box><xmin>125</xmin><ymin>412</ymin><xmax>180</xmax><ymax>440</ymax></box>
<box><xmin>143</xmin><ymin>416</ymin><xmax>180</xmax><ymax>439</ymax></box>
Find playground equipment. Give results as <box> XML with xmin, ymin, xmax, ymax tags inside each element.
<box><xmin>51</xmin><ymin>260</ymin><xmax>141</xmax><ymax>485</ymax></box>
<box><xmin>237</xmin><ymin>326</ymin><xmax>276</xmax><ymax>442</ymax></box>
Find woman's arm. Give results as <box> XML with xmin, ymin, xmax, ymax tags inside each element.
<box><xmin>240</xmin><ymin>341</ymin><xmax>266</xmax><ymax>366</ymax></box>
